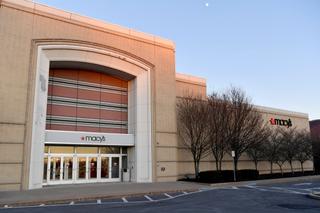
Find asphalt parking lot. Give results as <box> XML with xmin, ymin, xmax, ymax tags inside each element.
<box><xmin>1</xmin><ymin>180</ymin><xmax>320</xmax><ymax>213</ymax></box>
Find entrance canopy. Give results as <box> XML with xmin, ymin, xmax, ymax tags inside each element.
<box><xmin>45</xmin><ymin>130</ymin><xmax>134</xmax><ymax>146</ymax></box>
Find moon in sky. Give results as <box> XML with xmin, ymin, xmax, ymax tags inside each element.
<box><xmin>205</xmin><ymin>3</ymin><xmax>209</xmax><ymax>7</ymax></box>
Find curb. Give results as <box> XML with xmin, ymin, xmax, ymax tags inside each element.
<box><xmin>209</xmin><ymin>175</ymin><xmax>320</xmax><ymax>187</ymax></box>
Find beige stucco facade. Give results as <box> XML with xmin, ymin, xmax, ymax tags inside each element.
<box><xmin>0</xmin><ymin>0</ymin><xmax>312</xmax><ymax>191</ymax></box>
<box><xmin>175</xmin><ymin>75</ymin><xmax>312</xmax><ymax>178</ymax></box>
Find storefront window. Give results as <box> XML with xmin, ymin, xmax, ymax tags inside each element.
<box><xmin>100</xmin><ymin>147</ymin><xmax>120</xmax><ymax>154</ymax></box>
<box><xmin>76</xmin><ymin>146</ymin><xmax>98</xmax><ymax>154</ymax></box>
<box><xmin>122</xmin><ymin>147</ymin><xmax>127</xmax><ymax>154</ymax></box>
<box><xmin>44</xmin><ymin>146</ymin><xmax>49</xmax><ymax>153</ymax></box>
<box><xmin>50</xmin><ymin>146</ymin><xmax>74</xmax><ymax>153</ymax></box>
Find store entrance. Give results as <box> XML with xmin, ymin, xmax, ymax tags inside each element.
<box><xmin>43</xmin><ymin>146</ymin><xmax>127</xmax><ymax>185</ymax></box>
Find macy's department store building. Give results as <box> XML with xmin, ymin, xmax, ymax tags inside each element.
<box><xmin>0</xmin><ymin>0</ymin><xmax>312</xmax><ymax>191</ymax></box>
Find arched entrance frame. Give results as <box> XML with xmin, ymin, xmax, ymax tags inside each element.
<box><xmin>28</xmin><ymin>44</ymin><xmax>153</xmax><ymax>189</ymax></box>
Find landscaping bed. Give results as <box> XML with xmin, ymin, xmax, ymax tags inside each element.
<box><xmin>180</xmin><ymin>170</ymin><xmax>316</xmax><ymax>183</ymax></box>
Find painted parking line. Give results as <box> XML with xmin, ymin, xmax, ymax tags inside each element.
<box><xmin>0</xmin><ymin>189</ymin><xmax>212</xmax><ymax>210</ymax></box>
<box><xmin>164</xmin><ymin>193</ymin><xmax>173</xmax><ymax>198</ymax></box>
<box><xmin>270</xmin><ymin>187</ymin><xmax>308</xmax><ymax>195</ymax></box>
<box><xmin>144</xmin><ymin>195</ymin><xmax>153</xmax><ymax>201</ymax></box>
<box><xmin>294</xmin><ymin>182</ymin><xmax>312</xmax><ymax>186</ymax></box>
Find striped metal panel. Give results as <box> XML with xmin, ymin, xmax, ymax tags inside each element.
<box><xmin>46</xmin><ymin>69</ymin><xmax>128</xmax><ymax>133</ymax></box>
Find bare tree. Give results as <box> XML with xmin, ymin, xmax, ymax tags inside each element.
<box><xmin>176</xmin><ymin>95</ymin><xmax>211</xmax><ymax>179</ymax></box>
<box><xmin>263</xmin><ymin>128</ymin><xmax>283</xmax><ymax>174</ymax></box>
<box><xmin>207</xmin><ymin>93</ymin><xmax>230</xmax><ymax>171</ymax></box>
<box><xmin>274</xmin><ymin>141</ymin><xmax>286</xmax><ymax>176</ymax></box>
<box><xmin>224</xmin><ymin>87</ymin><xmax>269</xmax><ymax>172</ymax></box>
<box><xmin>281</xmin><ymin>128</ymin><xmax>300</xmax><ymax>174</ymax></box>
<box><xmin>295</xmin><ymin>131</ymin><xmax>313</xmax><ymax>173</ymax></box>
<box><xmin>247</xmin><ymin>134</ymin><xmax>269</xmax><ymax>171</ymax></box>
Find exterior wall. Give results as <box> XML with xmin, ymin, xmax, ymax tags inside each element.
<box><xmin>0</xmin><ymin>0</ymin><xmax>176</xmax><ymax>190</ymax></box>
<box><xmin>310</xmin><ymin>120</ymin><xmax>320</xmax><ymax>173</ymax></box>
<box><xmin>0</xmin><ymin>0</ymin><xmax>314</xmax><ymax>190</ymax></box>
<box><xmin>175</xmin><ymin>80</ymin><xmax>312</xmax><ymax>178</ymax></box>
<box><xmin>176</xmin><ymin>73</ymin><xmax>207</xmax><ymax>98</ymax></box>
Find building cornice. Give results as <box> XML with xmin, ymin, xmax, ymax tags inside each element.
<box><xmin>1</xmin><ymin>0</ymin><xmax>175</xmax><ymax>50</ymax></box>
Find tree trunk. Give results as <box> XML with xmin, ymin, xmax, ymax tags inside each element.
<box><xmin>254</xmin><ymin>161</ymin><xmax>258</xmax><ymax>171</ymax></box>
<box><xmin>215</xmin><ymin>160</ymin><xmax>219</xmax><ymax>171</ymax></box>
<box><xmin>300</xmin><ymin>162</ymin><xmax>304</xmax><ymax>174</ymax></box>
<box><xmin>289</xmin><ymin>161</ymin><xmax>294</xmax><ymax>174</ymax></box>
<box><xmin>234</xmin><ymin>157</ymin><xmax>239</xmax><ymax>170</ymax></box>
<box><xmin>194</xmin><ymin>160</ymin><xmax>199</xmax><ymax>180</ymax></box>
<box><xmin>270</xmin><ymin>161</ymin><xmax>273</xmax><ymax>174</ymax></box>
<box><xmin>280</xmin><ymin>166</ymin><xmax>283</xmax><ymax>176</ymax></box>
<box><xmin>219</xmin><ymin>160</ymin><xmax>222</xmax><ymax>171</ymax></box>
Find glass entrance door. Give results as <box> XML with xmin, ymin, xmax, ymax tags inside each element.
<box><xmin>48</xmin><ymin>155</ymin><xmax>74</xmax><ymax>184</ymax></box>
<box><xmin>100</xmin><ymin>157</ymin><xmax>109</xmax><ymax>179</ymax></box>
<box><xmin>44</xmin><ymin>150</ymin><xmax>124</xmax><ymax>185</ymax></box>
<box><xmin>111</xmin><ymin>157</ymin><xmax>120</xmax><ymax>179</ymax></box>
<box><xmin>88</xmin><ymin>157</ymin><xmax>97</xmax><ymax>179</ymax></box>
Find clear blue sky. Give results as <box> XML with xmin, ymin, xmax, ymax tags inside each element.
<box><xmin>35</xmin><ymin>0</ymin><xmax>320</xmax><ymax>120</ymax></box>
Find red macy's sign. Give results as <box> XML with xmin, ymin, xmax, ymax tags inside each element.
<box><xmin>269</xmin><ymin>118</ymin><xmax>292</xmax><ymax>128</ymax></box>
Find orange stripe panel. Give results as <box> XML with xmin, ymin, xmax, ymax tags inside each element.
<box><xmin>78</xmin><ymin>89</ymin><xmax>100</xmax><ymax>101</ymax></box>
<box><xmin>51</xmin><ymin>105</ymin><xmax>76</xmax><ymax>117</ymax></box>
<box><xmin>77</xmin><ymin>107</ymin><xmax>100</xmax><ymax>119</ymax></box>
<box><xmin>46</xmin><ymin>104</ymin><xmax>52</xmax><ymax>115</ymax></box>
<box><xmin>100</xmin><ymin>127</ymin><xmax>127</xmax><ymax>134</ymax></box>
<box><xmin>53</xmin><ymin>69</ymin><xmax>78</xmax><ymax>80</ymax></box>
<box><xmin>100</xmin><ymin>91</ymin><xmax>126</xmax><ymax>104</ymax></box>
<box><xmin>51</xmin><ymin>85</ymin><xmax>77</xmax><ymax>98</ymax></box>
<box><xmin>101</xmin><ymin>74</ymin><xmax>128</xmax><ymax>88</ymax></box>
<box><xmin>100</xmin><ymin>110</ymin><xmax>127</xmax><ymax>121</ymax></box>
<box><xmin>78</xmin><ymin>70</ymin><xmax>101</xmax><ymax>84</ymax></box>
<box><xmin>76</xmin><ymin>126</ymin><xmax>100</xmax><ymax>132</ymax></box>
<box><xmin>50</xmin><ymin>124</ymin><xmax>77</xmax><ymax>131</ymax></box>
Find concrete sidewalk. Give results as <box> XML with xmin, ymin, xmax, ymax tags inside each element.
<box><xmin>1</xmin><ymin>175</ymin><xmax>320</xmax><ymax>207</ymax></box>
<box><xmin>0</xmin><ymin>181</ymin><xmax>205</xmax><ymax>206</ymax></box>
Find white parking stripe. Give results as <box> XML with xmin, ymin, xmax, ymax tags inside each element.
<box><xmin>183</xmin><ymin>191</ymin><xmax>188</xmax><ymax>194</ymax></box>
<box><xmin>164</xmin><ymin>193</ymin><xmax>173</xmax><ymax>198</ymax></box>
<box><xmin>245</xmin><ymin>185</ymin><xmax>268</xmax><ymax>191</ymax></box>
<box><xmin>97</xmin><ymin>199</ymin><xmax>101</xmax><ymax>204</ymax></box>
<box><xmin>39</xmin><ymin>204</ymin><xmax>45</xmax><ymax>206</ymax></box>
<box><xmin>122</xmin><ymin>197</ymin><xmax>128</xmax><ymax>203</ymax></box>
<box><xmin>144</xmin><ymin>195</ymin><xmax>153</xmax><ymax>201</ymax></box>
<box><xmin>294</xmin><ymin>182</ymin><xmax>312</xmax><ymax>186</ymax></box>
<box><xmin>69</xmin><ymin>201</ymin><xmax>74</xmax><ymax>205</ymax></box>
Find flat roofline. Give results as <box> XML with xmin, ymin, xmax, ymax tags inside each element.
<box><xmin>1</xmin><ymin>0</ymin><xmax>175</xmax><ymax>49</ymax></box>
<box><xmin>176</xmin><ymin>73</ymin><xmax>206</xmax><ymax>86</ymax></box>
<box><xmin>255</xmin><ymin>105</ymin><xmax>309</xmax><ymax>119</ymax></box>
